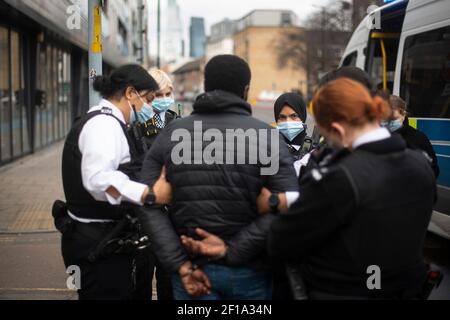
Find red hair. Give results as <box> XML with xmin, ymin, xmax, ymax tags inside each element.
<box><xmin>312</xmin><ymin>78</ymin><xmax>390</xmax><ymax>130</ymax></box>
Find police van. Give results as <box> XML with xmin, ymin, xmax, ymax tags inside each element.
<box><xmin>340</xmin><ymin>0</ymin><xmax>450</xmax><ymax>240</ymax></box>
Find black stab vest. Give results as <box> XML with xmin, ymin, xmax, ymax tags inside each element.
<box><xmin>62</xmin><ymin>108</ymin><xmax>140</xmax><ymax>221</ymax></box>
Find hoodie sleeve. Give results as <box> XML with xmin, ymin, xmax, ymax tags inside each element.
<box><xmin>138</xmin><ymin>130</ymin><xmax>190</xmax><ymax>273</ymax></box>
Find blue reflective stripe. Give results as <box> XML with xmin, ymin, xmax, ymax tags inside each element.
<box><xmin>414</xmin><ymin>118</ymin><xmax>450</xmax><ymax>142</ymax></box>
<box><xmin>411</xmin><ymin>119</ymin><xmax>450</xmax><ymax>188</ymax></box>
<box><xmin>436</xmin><ymin>155</ymin><xmax>450</xmax><ymax>188</ymax></box>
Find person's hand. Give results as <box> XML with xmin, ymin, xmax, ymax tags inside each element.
<box><xmin>256</xmin><ymin>187</ymin><xmax>271</xmax><ymax>215</ymax></box>
<box><xmin>153</xmin><ymin>166</ymin><xmax>172</xmax><ymax>205</ymax></box>
<box><xmin>181</xmin><ymin>228</ymin><xmax>227</xmax><ymax>260</ymax></box>
<box><xmin>178</xmin><ymin>261</ymin><xmax>211</xmax><ymax>297</ymax></box>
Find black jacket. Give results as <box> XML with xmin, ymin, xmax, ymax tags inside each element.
<box><xmin>395</xmin><ymin>123</ymin><xmax>440</xmax><ymax>178</ymax></box>
<box><xmin>268</xmin><ymin>135</ymin><xmax>436</xmax><ymax>298</ymax></box>
<box><xmin>138</xmin><ymin>90</ymin><xmax>299</xmax><ymax>272</ymax></box>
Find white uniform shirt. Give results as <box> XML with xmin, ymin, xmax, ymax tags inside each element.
<box><xmin>352</xmin><ymin>127</ymin><xmax>391</xmax><ymax>149</ymax></box>
<box><xmin>68</xmin><ymin>99</ymin><xmax>147</xmax><ymax>223</ymax></box>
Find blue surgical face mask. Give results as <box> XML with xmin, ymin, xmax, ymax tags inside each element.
<box><xmin>132</xmin><ymin>93</ymin><xmax>154</xmax><ymax>124</ymax></box>
<box><xmin>152</xmin><ymin>97</ymin><xmax>174</xmax><ymax>113</ymax></box>
<box><xmin>137</xmin><ymin>103</ymin><xmax>154</xmax><ymax>123</ymax></box>
<box><xmin>381</xmin><ymin>119</ymin><xmax>403</xmax><ymax>132</ymax></box>
<box><xmin>277</xmin><ymin>121</ymin><xmax>305</xmax><ymax>142</ymax></box>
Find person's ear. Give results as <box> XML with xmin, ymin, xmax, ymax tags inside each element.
<box><xmin>125</xmin><ymin>87</ymin><xmax>135</xmax><ymax>101</ymax></box>
<box><xmin>330</xmin><ymin>122</ymin><xmax>346</xmax><ymax>142</ymax></box>
<box><xmin>243</xmin><ymin>85</ymin><xmax>250</xmax><ymax>101</ymax></box>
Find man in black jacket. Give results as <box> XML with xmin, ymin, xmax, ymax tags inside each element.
<box><xmin>137</xmin><ymin>55</ymin><xmax>299</xmax><ymax>300</ymax></box>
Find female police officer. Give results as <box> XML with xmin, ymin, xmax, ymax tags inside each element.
<box><xmin>268</xmin><ymin>78</ymin><xmax>437</xmax><ymax>299</ymax></box>
<box><xmin>61</xmin><ymin>64</ymin><xmax>172</xmax><ymax>300</ymax></box>
<box><xmin>131</xmin><ymin>68</ymin><xmax>179</xmax><ymax>301</ymax></box>
<box><xmin>274</xmin><ymin>93</ymin><xmax>312</xmax><ymax>177</ymax></box>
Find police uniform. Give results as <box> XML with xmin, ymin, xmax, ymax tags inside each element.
<box><xmin>131</xmin><ymin>108</ymin><xmax>180</xmax><ymax>301</ymax></box>
<box><xmin>61</xmin><ymin>99</ymin><xmax>147</xmax><ymax>300</ymax></box>
<box><xmin>268</xmin><ymin>127</ymin><xmax>437</xmax><ymax>299</ymax></box>
<box><xmin>142</xmin><ymin>110</ymin><xmax>179</xmax><ymax>147</ymax></box>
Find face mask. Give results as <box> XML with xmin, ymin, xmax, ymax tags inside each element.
<box><xmin>133</xmin><ymin>92</ymin><xmax>154</xmax><ymax>124</ymax></box>
<box><xmin>137</xmin><ymin>103</ymin><xmax>154</xmax><ymax>123</ymax></box>
<box><xmin>381</xmin><ymin>119</ymin><xmax>403</xmax><ymax>132</ymax></box>
<box><xmin>152</xmin><ymin>97</ymin><xmax>174</xmax><ymax>113</ymax></box>
<box><xmin>277</xmin><ymin>121</ymin><xmax>305</xmax><ymax>142</ymax></box>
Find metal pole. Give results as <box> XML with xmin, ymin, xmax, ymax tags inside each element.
<box><xmin>137</xmin><ymin>0</ymin><xmax>144</xmax><ymax>64</ymax></box>
<box><xmin>88</xmin><ymin>0</ymin><xmax>103</xmax><ymax>107</ymax></box>
<box><xmin>157</xmin><ymin>0</ymin><xmax>161</xmax><ymax>68</ymax></box>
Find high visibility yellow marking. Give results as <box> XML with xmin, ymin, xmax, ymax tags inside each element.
<box><xmin>380</xmin><ymin>39</ymin><xmax>387</xmax><ymax>91</ymax></box>
<box><xmin>92</xmin><ymin>6</ymin><xmax>102</xmax><ymax>53</ymax></box>
<box><xmin>409</xmin><ymin>118</ymin><xmax>418</xmax><ymax>129</ymax></box>
<box><xmin>370</xmin><ymin>32</ymin><xmax>400</xmax><ymax>39</ymax></box>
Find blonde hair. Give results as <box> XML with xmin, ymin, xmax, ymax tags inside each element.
<box><xmin>148</xmin><ymin>68</ymin><xmax>173</xmax><ymax>92</ymax></box>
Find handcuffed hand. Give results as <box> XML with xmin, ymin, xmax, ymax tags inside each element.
<box><xmin>178</xmin><ymin>261</ymin><xmax>211</xmax><ymax>297</ymax></box>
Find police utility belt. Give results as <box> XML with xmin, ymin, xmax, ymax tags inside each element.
<box><xmin>52</xmin><ymin>200</ymin><xmax>150</xmax><ymax>262</ymax></box>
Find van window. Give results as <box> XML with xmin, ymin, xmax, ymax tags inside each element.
<box><xmin>366</xmin><ymin>36</ymin><xmax>399</xmax><ymax>92</ymax></box>
<box><xmin>400</xmin><ymin>26</ymin><xmax>450</xmax><ymax>118</ymax></box>
<box><xmin>342</xmin><ymin>51</ymin><xmax>358</xmax><ymax>67</ymax></box>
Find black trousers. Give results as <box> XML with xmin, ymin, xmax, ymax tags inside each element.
<box><xmin>133</xmin><ymin>245</ymin><xmax>173</xmax><ymax>300</ymax></box>
<box><xmin>61</xmin><ymin>222</ymin><xmax>134</xmax><ymax>300</ymax></box>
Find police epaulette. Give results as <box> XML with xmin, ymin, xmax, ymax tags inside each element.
<box><xmin>100</xmin><ymin>107</ymin><xmax>113</xmax><ymax>115</ymax></box>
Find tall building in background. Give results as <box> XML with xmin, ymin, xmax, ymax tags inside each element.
<box><xmin>206</xmin><ymin>19</ymin><xmax>236</xmax><ymax>61</ymax></box>
<box><xmin>190</xmin><ymin>17</ymin><xmax>206</xmax><ymax>58</ymax></box>
<box><xmin>163</xmin><ymin>0</ymin><xmax>184</xmax><ymax>64</ymax></box>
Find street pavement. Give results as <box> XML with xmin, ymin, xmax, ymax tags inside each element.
<box><xmin>0</xmin><ymin>104</ymin><xmax>448</xmax><ymax>300</ymax></box>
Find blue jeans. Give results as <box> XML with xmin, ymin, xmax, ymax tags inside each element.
<box><xmin>172</xmin><ymin>264</ymin><xmax>272</xmax><ymax>300</ymax></box>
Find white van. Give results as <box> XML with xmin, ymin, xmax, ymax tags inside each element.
<box><xmin>340</xmin><ymin>0</ymin><xmax>450</xmax><ymax>240</ymax></box>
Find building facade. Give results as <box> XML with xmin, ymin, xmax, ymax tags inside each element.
<box><xmin>172</xmin><ymin>58</ymin><xmax>205</xmax><ymax>103</ymax></box>
<box><xmin>206</xmin><ymin>19</ymin><xmax>236</xmax><ymax>62</ymax></box>
<box><xmin>189</xmin><ymin>17</ymin><xmax>206</xmax><ymax>58</ymax></box>
<box><xmin>233</xmin><ymin>10</ymin><xmax>307</xmax><ymax>104</ymax></box>
<box><xmin>0</xmin><ymin>0</ymin><xmax>148</xmax><ymax>166</ymax></box>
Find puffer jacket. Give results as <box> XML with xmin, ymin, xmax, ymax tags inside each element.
<box><xmin>138</xmin><ymin>90</ymin><xmax>299</xmax><ymax>272</ymax></box>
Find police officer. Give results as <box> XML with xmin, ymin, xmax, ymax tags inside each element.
<box><xmin>131</xmin><ymin>68</ymin><xmax>179</xmax><ymax>300</ymax></box>
<box><xmin>143</xmin><ymin>69</ymin><xmax>180</xmax><ymax>147</ymax></box>
<box><xmin>274</xmin><ymin>92</ymin><xmax>312</xmax><ymax>177</ymax></box>
<box><xmin>268</xmin><ymin>78</ymin><xmax>437</xmax><ymax>299</ymax></box>
<box><xmin>381</xmin><ymin>95</ymin><xmax>440</xmax><ymax>178</ymax></box>
<box><xmin>60</xmin><ymin>64</ymin><xmax>172</xmax><ymax>300</ymax></box>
